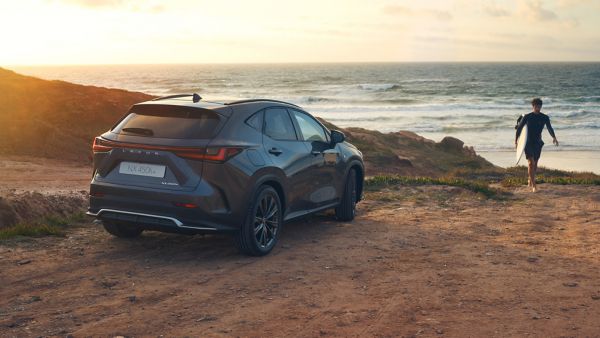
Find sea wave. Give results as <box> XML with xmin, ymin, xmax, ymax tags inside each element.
<box><xmin>399</xmin><ymin>78</ymin><xmax>451</xmax><ymax>84</ymax></box>
<box><xmin>299</xmin><ymin>96</ymin><xmax>338</xmax><ymax>104</ymax></box>
<box><xmin>356</xmin><ymin>83</ymin><xmax>401</xmax><ymax>92</ymax></box>
<box><xmin>559</xmin><ymin>110</ymin><xmax>599</xmax><ymax>118</ymax></box>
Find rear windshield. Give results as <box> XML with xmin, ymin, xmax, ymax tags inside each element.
<box><xmin>112</xmin><ymin>104</ymin><xmax>221</xmax><ymax>139</ymax></box>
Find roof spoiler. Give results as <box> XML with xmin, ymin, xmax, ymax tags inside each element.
<box><xmin>152</xmin><ymin>93</ymin><xmax>202</xmax><ymax>103</ymax></box>
<box><xmin>225</xmin><ymin>99</ymin><xmax>300</xmax><ymax>108</ymax></box>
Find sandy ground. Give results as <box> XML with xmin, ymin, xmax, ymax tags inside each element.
<box><xmin>1</xmin><ymin>175</ymin><xmax>600</xmax><ymax>337</ymax></box>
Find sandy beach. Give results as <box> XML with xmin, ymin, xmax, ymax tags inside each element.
<box><xmin>481</xmin><ymin>150</ymin><xmax>600</xmax><ymax>174</ymax></box>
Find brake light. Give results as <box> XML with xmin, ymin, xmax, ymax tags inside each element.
<box><xmin>174</xmin><ymin>147</ymin><xmax>242</xmax><ymax>163</ymax></box>
<box><xmin>91</xmin><ymin>137</ymin><xmax>242</xmax><ymax>163</ymax></box>
<box><xmin>92</xmin><ymin>137</ymin><xmax>113</xmax><ymax>152</ymax></box>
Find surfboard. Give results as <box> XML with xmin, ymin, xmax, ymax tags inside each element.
<box><xmin>516</xmin><ymin>124</ymin><xmax>528</xmax><ymax>164</ymax></box>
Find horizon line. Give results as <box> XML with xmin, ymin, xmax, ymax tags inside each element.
<box><xmin>5</xmin><ymin>60</ymin><xmax>600</xmax><ymax>67</ymax></box>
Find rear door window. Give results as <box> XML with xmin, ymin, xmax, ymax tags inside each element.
<box><xmin>246</xmin><ymin>110</ymin><xmax>263</xmax><ymax>131</ymax></box>
<box><xmin>112</xmin><ymin>104</ymin><xmax>221</xmax><ymax>139</ymax></box>
<box><xmin>264</xmin><ymin>108</ymin><xmax>298</xmax><ymax>141</ymax></box>
<box><xmin>289</xmin><ymin>109</ymin><xmax>328</xmax><ymax>143</ymax></box>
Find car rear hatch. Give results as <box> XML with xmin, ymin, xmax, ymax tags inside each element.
<box><xmin>92</xmin><ymin>103</ymin><xmax>230</xmax><ymax>192</ymax></box>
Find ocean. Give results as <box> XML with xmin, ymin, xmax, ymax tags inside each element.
<box><xmin>12</xmin><ymin>63</ymin><xmax>600</xmax><ymax>172</ymax></box>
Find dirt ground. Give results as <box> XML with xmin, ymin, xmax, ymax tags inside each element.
<box><xmin>1</xmin><ymin>163</ymin><xmax>600</xmax><ymax>337</ymax></box>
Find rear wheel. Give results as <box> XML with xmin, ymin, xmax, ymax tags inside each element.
<box><xmin>335</xmin><ymin>169</ymin><xmax>357</xmax><ymax>221</ymax></box>
<box><xmin>235</xmin><ymin>185</ymin><xmax>282</xmax><ymax>256</ymax></box>
<box><xmin>103</xmin><ymin>221</ymin><xmax>143</xmax><ymax>238</ymax></box>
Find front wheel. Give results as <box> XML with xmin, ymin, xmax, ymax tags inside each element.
<box><xmin>335</xmin><ymin>169</ymin><xmax>357</xmax><ymax>221</ymax></box>
<box><xmin>235</xmin><ymin>185</ymin><xmax>283</xmax><ymax>256</ymax></box>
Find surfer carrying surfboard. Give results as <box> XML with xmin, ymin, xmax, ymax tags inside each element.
<box><xmin>515</xmin><ymin>98</ymin><xmax>559</xmax><ymax>192</ymax></box>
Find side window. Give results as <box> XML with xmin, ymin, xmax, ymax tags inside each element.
<box><xmin>290</xmin><ymin>109</ymin><xmax>327</xmax><ymax>143</ymax></box>
<box><xmin>264</xmin><ymin>108</ymin><xmax>297</xmax><ymax>141</ymax></box>
<box><xmin>245</xmin><ymin>110</ymin><xmax>263</xmax><ymax>131</ymax></box>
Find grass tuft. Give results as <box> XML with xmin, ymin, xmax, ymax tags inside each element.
<box><xmin>0</xmin><ymin>212</ymin><xmax>86</xmax><ymax>240</ymax></box>
<box><xmin>365</xmin><ymin>175</ymin><xmax>499</xmax><ymax>198</ymax></box>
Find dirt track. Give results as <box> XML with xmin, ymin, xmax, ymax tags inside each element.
<box><xmin>2</xmin><ymin>183</ymin><xmax>600</xmax><ymax>337</ymax></box>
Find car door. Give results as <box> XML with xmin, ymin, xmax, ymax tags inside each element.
<box><xmin>263</xmin><ymin>107</ymin><xmax>315</xmax><ymax>216</ymax></box>
<box><xmin>288</xmin><ymin>109</ymin><xmax>340</xmax><ymax>208</ymax></box>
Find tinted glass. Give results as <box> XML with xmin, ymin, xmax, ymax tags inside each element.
<box><xmin>290</xmin><ymin>110</ymin><xmax>327</xmax><ymax>142</ymax></box>
<box><xmin>264</xmin><ymin>108</ymin><xmax>297</xmax><ymax>140</ymax></box>
<box><xmin>113</xmin><ymin>104</ymin><xmax>221</xmax><ymax>139</ymax></box>
<box><xmin>246</xmin><ymin>110</ymin><xmax>263</xmax><ymax>131</ymax></box>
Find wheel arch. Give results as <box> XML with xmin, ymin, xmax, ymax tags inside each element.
<box><xmin>251</xmin><ymin>170</ymin><xmax>288</xmax><ymax>217</ymax></box>
<box><xmin>347</xmin><ymin>160</ymin><xmax>364</xmax><ymax>202</ymax></box>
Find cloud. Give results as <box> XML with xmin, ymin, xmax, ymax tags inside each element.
<box><xmin>483</xmin><ymin>3</ymin><xmax>511</xmax><ymax>17</ymax></box>
<box><xmin>60</xmin><ymin>0</ymin><xmax>124</xmax><ymax>7</ymax></box>
<box><xmin>383</xmin><ymin>5</ymin><xmax>453</xmax><ymax>21</ymax></box>
<box><xmin>517</xmin><ymin>0</ymin><xmax>558</xmax><ymax>22</ymax></box>
<box><xmin>556</xmin><ymin>0</ymin><xmax>594</xmax><ymax>7</ymax></box>
<box><xmin>52</xmin><ymin>0</ymin><xmax>165</xmax><ymax>12</ymax></box>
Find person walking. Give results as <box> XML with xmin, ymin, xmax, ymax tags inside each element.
<box><xmin>515</xmin><ymin>98</ymin><xmax>559</xmax><ymax>192</ymax></box>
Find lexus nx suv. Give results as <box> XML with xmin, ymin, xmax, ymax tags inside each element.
<box><xmin>87</xmin><ymin>94</ymin><xmax>364</xmax><ymax>256</ymax></box>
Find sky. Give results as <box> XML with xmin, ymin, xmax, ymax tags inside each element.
<box><xmin>1</xmin><ymin>0</ymin><xmax>599</xmax><ymax>65</ymax></box>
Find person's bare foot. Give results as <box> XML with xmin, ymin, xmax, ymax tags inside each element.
<box><xmin>532</xmin><ymin>186</ymin><xmax>537</xmax><ymax>193</ymax></box>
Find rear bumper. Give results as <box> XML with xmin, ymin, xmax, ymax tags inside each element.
<box><xmin>88</xmin><ymin>179</ymin><xmax>246</xmax><ymax>233</ymax></box>
<box><xmin>86</xmin><ymin>209</ymin><xmax>217</xmax><ymax>231</ymax></box>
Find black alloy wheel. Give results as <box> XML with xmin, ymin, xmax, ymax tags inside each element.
<box><xmin>235</xmin><ymin>185</ymin><xmax>282</xmax><ymax>256</ymax></box>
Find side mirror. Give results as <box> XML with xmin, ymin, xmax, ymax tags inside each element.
<box><xmin>330</xmin><ymin>130</ymin><xmax>345</xmax><ymax>144</ymax></box>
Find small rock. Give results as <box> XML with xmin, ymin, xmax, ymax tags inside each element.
<box><xmin>527</xmin><ymin>256</ymin><xmax>538</xmax><ymax>263</ymax></box>
<box><xmin>563</xmin><ymin>282</ymin><xmax>578</xmax><ymax>287</ymax></box>
<box><xmin>101</xmin><ymin>280</ymin><xmax>118</xmax><ymax>289</ymax></box>
<box><xmin>17</xmin><ymin>259</ymin><xmax>31</xmax><ymax>265</ymax></box>
<box><xmin>28</xmin><ymin>296</ymin><xmax>42</xmax><ymax>303</ymax></box>
<box><xmin>196</xmin><ymin>315</ymin><xmax>217</xmax><ymax>322</ymax></box>
<box><xmin>127</xmin><ymin>295</ymin><xmax>136</xmax><ymax>302</ymax></box>
<box><xmin>396</xmin><ymin>156</ymin><xmax>413</xmax><ymax>167</ymax></box>
<box><xmin>532</xmin><ymin>315</ymin><xmax>540</xmax><ymax>320</ymax></box>
<box><xmin>436</xmin><ymin>329</ymin><xmax>444</xmax><ymax>334</ymax></box>
<box><xmin>591</xmin><ymin>294</ymin><xmax>600</xmax><ymax>300</ymax></box>
<box><xmin>438</xmin><ymin>136</ymin><xmax>465</xmax><ymax>152</ymax></box>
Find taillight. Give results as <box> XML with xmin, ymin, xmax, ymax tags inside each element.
<box><xmin>174</xmin><ymin>147</ymin><xmax>243</xmax><ymax>163</ymax></box>
<box><xmin>92</xmin><ymin>137</ymin><xmax>113</xmax><ymax>152</ymax></box>
<box><xmin>91</xmin><ymin>138</ymin><xmax>242</xmax><ymax>163</ymax></box>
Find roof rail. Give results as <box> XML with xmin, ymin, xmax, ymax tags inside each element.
<box><xmin>152</xmin><ymin>93</ymin><xmax>202</xmax><ymax>103</ymax></box>
<box><xmin>224</xmin><ymin>99</ymin><xmax>300</xmax><ymax>108</ymax></box>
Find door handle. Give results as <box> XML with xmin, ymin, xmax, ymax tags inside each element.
<box><xmin>311</xmin><ymin>151</ymin><xmax>322</xmax><ymax>156</ymax></box>
<box><xmin>268</xmin><ymin>147</ymin><xmax>283</xmax><ymax>156</ymax></box>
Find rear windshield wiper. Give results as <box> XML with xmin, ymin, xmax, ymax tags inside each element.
<box><xmin>122</xmin><ymin>127</ymin><xmax>154</xmax><ymax>136</ymax></box>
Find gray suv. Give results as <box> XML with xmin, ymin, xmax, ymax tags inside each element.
<box><xmin>87</xmin><ymin>94</ymin><xmax>364</xmax><ymax>255</ymax></box>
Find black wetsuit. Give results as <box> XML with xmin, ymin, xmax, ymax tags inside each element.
<box><xmin>515</xmin><ymin>112</ymin><xmax>556</xmax><ymax>161</ymax></box>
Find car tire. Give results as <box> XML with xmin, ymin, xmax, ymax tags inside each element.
<box><xmin>335</xmin><ymin>169</ymin><xmax>357</xmax><ymax>222</ymax></box>
<box><xmin>235</xmin><ymin>185</ymin><xmax>283</xmax><ymax>256</ymax></box>
<box><xmin>103</xmin><ymin>221</ymin><xmax>143</xmax><ymax>238</ymax></box>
